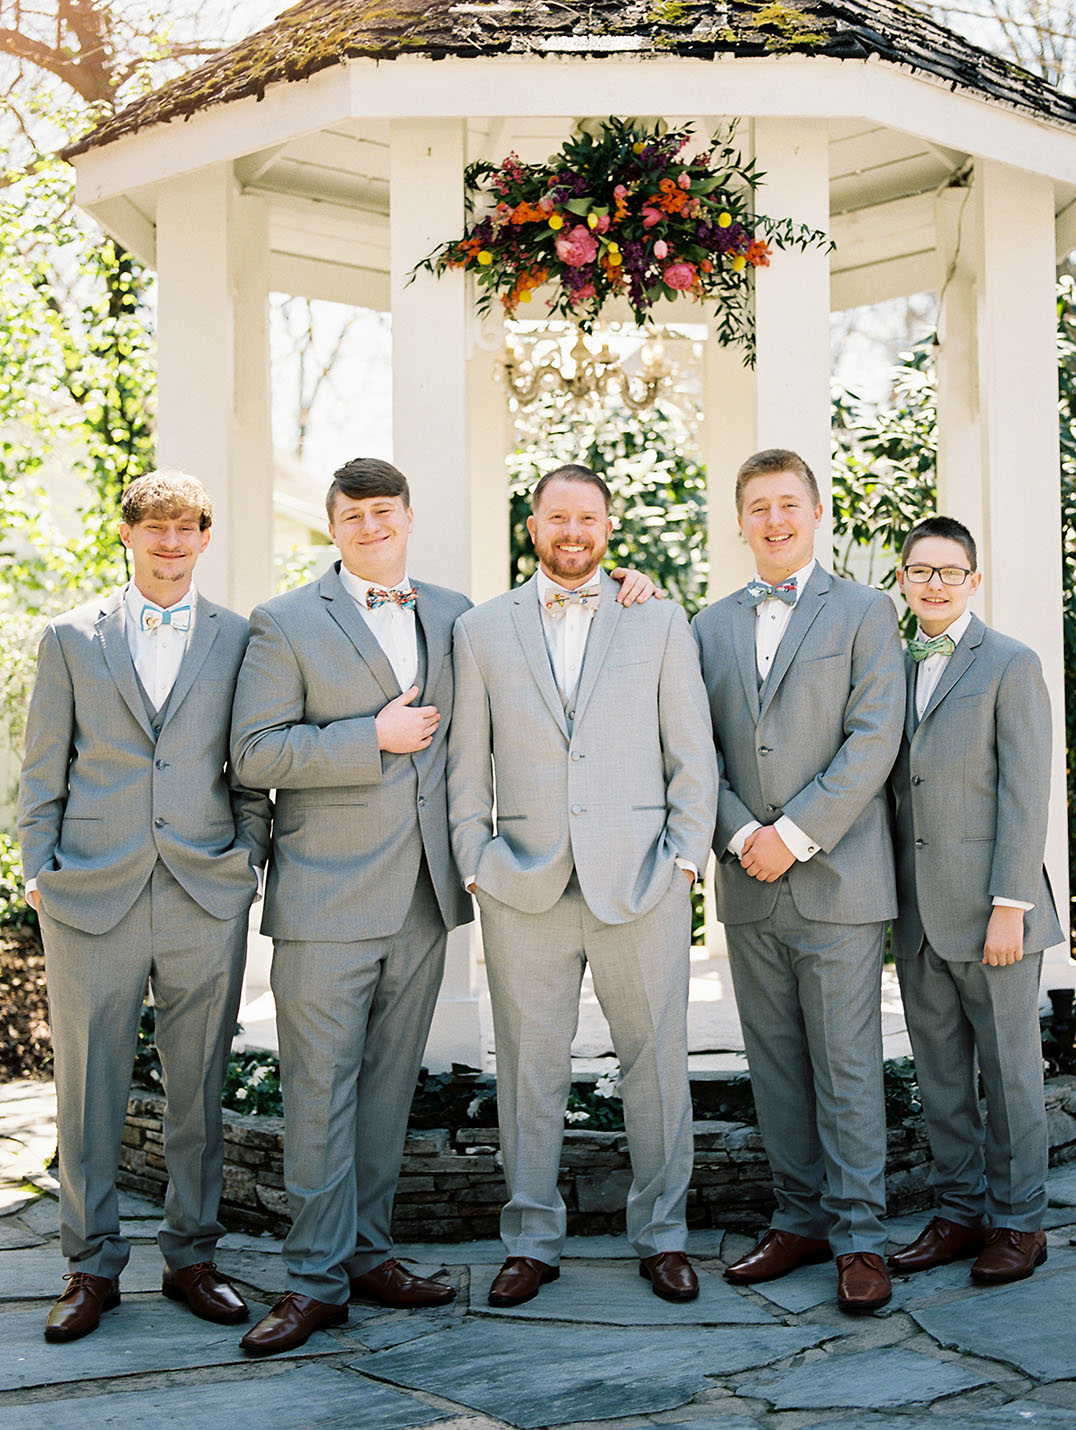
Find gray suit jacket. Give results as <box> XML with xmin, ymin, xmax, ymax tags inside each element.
<box><xmin>692</xmin><ymin>565</ymin><xmax>905</xmax><ymax>926</ymax></box>
<box><xmin>890</xmin><ymin>615</ymin><xmax>1062</xmax><ymax>961</ymax></box>
<box><xmin>230</xmin><ymin>562</ymin><xmax>473</xmax><ymax>942</ymax></box>
<box><xmin>18</xmin><ymin>589</ymin><xmax>270</xmax><ymax>935</ymax></box>
<box><xmin>447</xmin><ymin>571</ymin><xmax>717</xmax><ymax>925</ymax></box>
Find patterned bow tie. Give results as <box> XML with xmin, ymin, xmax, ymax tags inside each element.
<box><xmin>140</xmin><ymin>602</ymin><xmax>191</xmax><ymax>633</ymax></box>
<box><xmin>544</xmin><ymin>584</ymin><xmax>600</xmax><ymax>619</ymax></box>
<box><xmin>909</xmin><ymin>633</ymin><xmax>956</xmax><ymax>662</ymax></box>
<box><xmin>745</xmin><ymin>578</ymin><xmax>797</xmax><ymax>608</ymax></box>
<box><xmin>366</xmin><ymin>585</ymin><xmax>417</xmax><ymax>612</ymax></box>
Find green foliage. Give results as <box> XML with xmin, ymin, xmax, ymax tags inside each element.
<box><xmin>0</xmin><ymin>834</ymin><xmax>37</xmax><ymax>930</ymax></box>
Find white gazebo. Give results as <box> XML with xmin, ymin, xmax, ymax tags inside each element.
<box><xmin>66</xmin><ymin>0</ymin><xmax>1076</xmax><ymax>1065</ymax></box>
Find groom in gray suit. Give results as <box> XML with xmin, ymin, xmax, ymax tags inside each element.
<box><xmin>887</xmin><ymin>515</ymin><xmax>1061</xmax><ymax>1285</ymax></box>
<box><xmin>692</xmin><ymin>448</ymin><xmax>904</xmax><ymax>1313</ymax></box>
<box><xmin>448</xmin><ymin>464</ymin><xmax>717</xmax><ymax>1308</ymax></box>
<box><xmin>18</xmin><ymin>470</ymin><xmax>271</xmax><ymax>1342</ymax></box>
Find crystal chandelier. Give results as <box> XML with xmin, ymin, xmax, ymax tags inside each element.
<box><xmin>502</xmin><ymin>328</ymin><xmax>673</xmax><ymax>412</ymax></box>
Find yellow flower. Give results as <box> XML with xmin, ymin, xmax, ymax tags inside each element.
<box><xmin>633</xmin><ymin>141</ymin><xmax>645</xmax><ymax>155</ymax></box>
<box><xmin>587</xmin><ymin>213</ymin><xmax>598</xmax><ymax>229</ymax></box>
<box><xmin>607</xmin><ymin>251</ymin><xmax>623</xmax><ymax>267</ymax></box>
<box><xmin>718</xmin><ymin>212</ymin><xmax>733</xmax><ymax>228</ymax></box>
<box><xmin>731</xmin><ymin>254</ymin><xmax>746</xmax><ymax>272</ymax></box>
<box><xmin>477</xmin><ymin>250</ymin><xmax>493</xmax><ymax>265</ymax></box>
<box><xmin>518</xmin><ymin>290</ymin><xmax>532</xmax><ymax>302</ymax></box>
<box><xmin>606</xmin><ymin>241</ymin><xmax>620</xmax><ymax>255</ymax></box>
<box><xmin>548</xmin><ymin>213</ymin><xmax>564</xmax><ymax>230</ymax></box>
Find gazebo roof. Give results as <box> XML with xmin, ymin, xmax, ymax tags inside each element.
<box><xmin>65</xmin><ymin>0</ymin><xmax>1076</xmax><ymax>159</ymax></box>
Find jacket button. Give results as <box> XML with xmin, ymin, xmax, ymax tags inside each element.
<box><xmin>571</xmin><ymin>751</ymin><xmax>582</xmax><ymax>761</ymax></box>
<box><xmin>153</xmin><ymin>725</ymin><xmax>162</xmax><ymax>736</ymax></box>
<box><xmin>915</xmin><ymin>838</ymin><xmax>926</xmax><ymax>848</ymax></box>
<box><xmin>155</xmin><ymin>759</ymin><xmax>168</xmax><ymax>770</ymax></box>
<box><xmin>911</xmin><ymin>775</ymin><xmax>923</xmax><ymax>785</ymax></box>
<box><xmin>567</xmin><ymin>710</ymin><xmax>575</xmax><ymax>721</ymax></box>
<box><xmin>154</xmin><ymin>817</ymin><xmax>166</xmax><ymax>828</ymax></box>
<box><xmin>758</xmin><ymin>746</ymin><xmax>771</xmax><ymax>756</ymax></box>
<box><xmin>766</xmin><ymin>804</ymin><xmax>778</xmax><ymax>813</ymax></box>
<box><xmin>571</xmin><ymin>804</ymin><xmax>583</xmax><ymax>815</ymax></box>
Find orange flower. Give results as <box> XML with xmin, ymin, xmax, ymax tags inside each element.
<box><xmin>510</xmin><ymin>201</ymin><xmax>548</xmax><ymax>225</ymax></box>
<box><xmin>747</xmin><ymin>239</ymin><xmax>772</xmax><ymax>267</ymax></box>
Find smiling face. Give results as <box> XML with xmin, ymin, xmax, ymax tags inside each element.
<box><xmin>329</xmin><ymin>491</ymin><xmax>414</xmax><ymax>585</ymax></box>
<box><xmin>737</xmin><ymin>469</ymin><xmax>822</xmax><ymax>584</ymax></box>
<box><xmin>120</xmin><ymin>508</ymin><xmax>211</xmax><ymax>606</ymax></box>
<box><xmin>526</xmin><ymin>476</ymin><xmax>612</xmax><ymax>587</ymax></box>
<box><xmin>897</xmin><ymin>534</ymin><xmax>981</xmax><ymax>636</ymax></box>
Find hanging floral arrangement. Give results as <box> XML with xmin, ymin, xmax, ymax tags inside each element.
<box><xmin>414</xmin><ymin>117</ymin><xmax>832</xmax><ymax>364</ymax></box>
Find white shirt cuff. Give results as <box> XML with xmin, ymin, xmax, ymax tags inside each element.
<box><xmin>728</xmin><ymin>821</ymin><xmax>761</xmax><ymax>857</ymax></box>
<box><xmin>992</xmin><ymin>896</ymin><xmax>1034</xmax><ymax>912</ymax></box>
<box><xmin>774</xmin><ymin>815</ymin><xmax>820</xmax><ymax>862</ymax></box>
<box><xmin>24</xmin><ymin>877</ymin><xmax>36</xmax><ymax>898</ymax></box>
<box><xmin>675</xmin><ymin>858</ymin><xmax>699</xmax><ymax>882</ymax></box>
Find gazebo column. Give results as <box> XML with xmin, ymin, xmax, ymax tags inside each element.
<box><xmin>390</xmin><ymin>117</ymin><xmax>483</xmax><ymax>1069</ymax></box>
<box><xmin>972</xmin><ymin>158</ymin><xmax>1071</xmax><ymax>985</ymax></box>
<box><xmin>934</xmin><ymin>185</ymin><xmax>984</xmax><ymax>538</ymax></box>
<box><xmin>701</xmin><ymin>341</ymin><xmax>755</xmax><ymax>598</ymax></box>
<box><xmin>156</xmin><ymin>167</ymin><xmax>273</xmax><ymax>612</ymax></box>
<box><xmin>751</xmin><ymin>118</ymin><xmax>833</xmax><ymax>552</ymax></box>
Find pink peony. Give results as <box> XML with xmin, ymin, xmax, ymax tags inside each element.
<box><xmin>538</xmin><ymin>194</ymin><xmax>555</xmax><ymax>213</ymax></box>
<box><xmin>554</xmin><ymin>224</ymin><xmax>599</xmax><ymax>268</ymax></box>
<box><xmin>592</xmin><ymin>213</ymin><xmax>610</xmax><ymax>234</ymax></box>
<box><xmin>663</xmin><ymin>262</ymin><xmax>697</xmax><ymax>290</ymax></box>
<box><xmin>641</xmin><ymin>205</ymin><xmax>664</xmax><ymax>229</ymax></box>
<box><xmin>567</xmin><ymin>282</ymin><xmax>597</xmax><ymax>307</ymax></box>
<box><xmin>653</xmin><ymin>239</ymin><xmax>668</xmax><ymax>260</ymax></box>
<box><xmin>678</xmin><ymin>172</ymin><xmax>692</xmax><ymax>190</ymax></box>
<box><xmin>614</xmin><ymin>184</ymin><xmax>627</xmax><ymax>199</ymax></box>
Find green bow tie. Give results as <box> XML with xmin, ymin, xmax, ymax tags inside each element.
<box><xmin>909</xmin><ymin>633</ymin><xmax>956</xmax><ymax>662</ymax></box>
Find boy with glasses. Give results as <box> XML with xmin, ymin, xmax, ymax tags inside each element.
<box><xmin>888</xmin><ymin>515</ymin><xmax>1062</xmax><ymax>1285</ymax></box>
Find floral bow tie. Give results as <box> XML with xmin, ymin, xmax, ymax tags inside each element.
<box><xmin>545</xmin><ymin>585</ymin><xmax>600</xmax><ymax>619</ymax></box>
<box><xmin>909</xmin><ymin>633</ymin><xmax>956</xmax><ymax>662</ymax></box>
<box><xmin>745</xmin><ymin>578</ymin><xmax>797</xmax><ymax>608</ymax></box>
<box><xmin>140</xmin><ymin>602</ymin><xmax>191</xmax><ymax>632</ymax></box>
<box><xmin>366</xmin><ymin>586</ymin><xmax>417</xmax><ymax>612</ymax></box>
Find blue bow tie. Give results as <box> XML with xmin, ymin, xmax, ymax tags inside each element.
<box><xmin>745</xmin><ymin>579</ymin><xmax>797</xmax><ymax>608</ymax></box>
<box><xmin>140</xmin><ymin>602</ymin><xmax>191</xmax><ymax>633</ymax></box>
<box><xmin>366</xmin><ymin>585</ymin><xmax>417</xmax><ymax>612</ymax></box>
<box><xmin>909</xmin><ymin>633</ymin><xmax>956</xmax><ymax>662</ymax></box>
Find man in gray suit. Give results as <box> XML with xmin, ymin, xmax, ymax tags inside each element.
<box><xmin>692</xmin><ymin>448</ymin><xmax>904</xmax><ymax>1313</ymax></box>
<box><xmin>230</xmin><ymin>458</ymin><xmax>470</xmax><ymax>1354</ymax></box>
<box><xmin>887</xmin><ymin>515</ymin><xmax>1061</xmax><ymax>1285</ymax></box>
<box><xmin>18</xmin><ymin>470</ymin><xmax>271</xmax><ymax>1342</ymax></box>
<box><xmin>448</xmin><ymin>464</ymin><xmax>717</xmax><ymax>1308</ymax></box>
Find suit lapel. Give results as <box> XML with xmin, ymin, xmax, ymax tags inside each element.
<box><xmin>97</xmin><ymin>591</ymin><xmax>155</xmax><ymax>739</ymax></box>
<box><xmin>319</xmin><ymin>563</ymin><xmax>401</xmax><ymax>701</ymax></box>
<box><xmin>412</xmin><ymin>580</ymin><xmax>448</xmax><ymax>702</ymax></box>
<box><xmin>572</xmin><ymin>570</ymin><xmax>622</xmax><ymax>726</ymax></box>
<box><xmin>510</xmin><ymin>576</ymin><xmax>570</xmax><ymax>738</ymax></box>
<box><xmin>758</xmin><ymin>565</ymin><xmax>831</xmax><ymax>717</ymax></box>
<box><xmin>732</xmin><ymin>593</ymin><xmax>761</xmax><ymax>720</ymax></box>
<box><xmin>163</xmin><ymin>595</ymin><xmax>220</xmax><ymax>725</ymax></box>
<box><xmin>918</xmin><ymin>614</ymin><xmax>983</xmax><ymax>726</ymax></box>
<box><xmin>904</xmin><ymin>652</ymin><xmax>918</xmax><ymax>741</ymax></box>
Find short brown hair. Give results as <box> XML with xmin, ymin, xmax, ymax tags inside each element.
<box><xmin>326</xmin><ymin>457</ymin><xmax>410</xmax><ymax>521</ymax></box>
<box><xmin>120</xmin><ymin>471</ymin><xmax>213</xmax><ymax>529</ymax></box>
<box><xmin>735</xmin><ymin>448</ymin><xmax>819</xmax><ymax>513</ymax></box>
<box><xmin>900</xmin><ymin>515</ymin><xmax>977</xmax><ymax>571</ymax></box>
<box><xmin>532</xmin><ymin>464</ymin><xmax>612</xmax><ymax>514</ymax></box>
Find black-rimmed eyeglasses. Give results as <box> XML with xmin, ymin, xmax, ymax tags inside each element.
<box><xmin>901</xmin><ymin>564</ymin><xmax>973</xmax><ymax>587</ymax></box>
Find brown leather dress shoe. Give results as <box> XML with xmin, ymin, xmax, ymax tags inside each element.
<box><xmin>836</xmin><ymin>1251</ymin><xmax>892</xmax><ymax>1311</ymax></box>
<box><xmin>162</xmin><ymin>1261</ymin><xmax>249</xmax><ymax>1323</ymax></box>
<box><xmin>239</xmin><ymin>1292</ymin><xmax>347</xmax><ymax>1355</ymax></box>
<box><xmin>970</xmin><ymin>1228</ymin><xmax>1047</xmax><ymax>1284</ymax></box>
<box><xmin>888</xmin><ymin>1216</ymin><xmax>987</xmax><ymax>1274</ymax></box>
<box><xmin>724</xmin><ymin>1228</ymin><xmax>832</xmax><ymax>1284</ymax></box>
<box><xmin>349</xmin><ymin>1258</ymin><xmax>455</xmax><ymax>1307</ymax></box>
<box><xmin>44</xmin><ymin>1273</ymin><xmax>120</xmax><ymax>1342</ymax></box>
<box><xmin>639</xmin><ymin>1251</ymin><xmax>699</xmax><ymax>1302</ymax></box>
<box><xmin>487</xmin><ymin>1256</ymin><xmax>559</xmax><ymax>1307</ymax></box>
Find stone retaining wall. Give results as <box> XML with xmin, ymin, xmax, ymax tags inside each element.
<box><xmin>119</xmin><ymin>1076</ymin><xmax>1076</xmax><ymax>1240</ymax></box>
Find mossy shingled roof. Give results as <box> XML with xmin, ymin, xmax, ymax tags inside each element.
<box><xmin>65</xmin><ymin>0</ymin><xmax>1076</xmax><ymax>158</ymax></box>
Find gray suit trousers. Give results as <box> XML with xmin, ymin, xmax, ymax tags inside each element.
<box><xmin>726</xmin><ymin>884</ymin><xmax>888</xmax><ymax>1254</ymax></box>
<box><xmin>478</xmin><ymin>871</ymin><xmax>694</xmax><ymax>1265</ymax></box>
<box><xmin>897</xmin><ymin>944</ymin><xmax>1046</xmax><ymax>1230</ymax></box>
<box><xmin>41</xmin><ymin>862</ymin><xmax>248</xmax><ymax>1279</ymax></box>
<box><xmin>271</xmin><ymin>863</ymin><xmax>446</xmax><ymax>1303</ymax></box>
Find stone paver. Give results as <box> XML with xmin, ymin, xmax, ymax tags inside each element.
<box><xmin>3</xmin><ymin>1079</ymin><xmax>1076</xmax><ymax>1429</ymax></box>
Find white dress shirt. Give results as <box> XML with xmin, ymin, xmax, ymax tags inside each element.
<box><xmin>913</xmin><ymin>609</ymin><xmax>1030</xmax><ymax>912</ymax></box>
<box><xmin>126</xmin><ymin>581</ymin><xmax>195</xmax><ymax>709</ymax></box>
<box><xmin>338</xmin><ymin>565</ymin><xmax>419</xmax><ymax>693</ymax></box>
<box><xmin>536</xmin><ymin>569</ymin><xmax>596</xmax><ymax>702</ymax></box>
<box><xmin>729</xmin><ymin>560</ymin><xmax>820</xmax><ymax>863</ymax></box>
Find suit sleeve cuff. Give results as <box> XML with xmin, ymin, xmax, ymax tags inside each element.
<box><xmin>774</xmin><ymin>815</ymin><xmax>820</xmax><ymax>862</ymax></box>
<box><xmin>992</xmin><ymin>896</ymin><xmax>1034</xmax><ymax>911</ymax></box>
